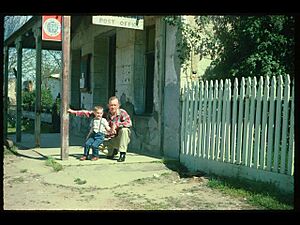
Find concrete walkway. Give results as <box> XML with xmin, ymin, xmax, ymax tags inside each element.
<box><xmin>6</xmin><ymin>133</ymin><xmax>173</xmax><ymax>189</ymax></box>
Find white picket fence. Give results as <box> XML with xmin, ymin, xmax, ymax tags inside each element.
<box><xmin>180</xmin><ymin>75</ymin><xmax>294</xmax><ymax>193</ymax></box>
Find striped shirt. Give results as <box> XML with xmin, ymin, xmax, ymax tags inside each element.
<box><xmin>90</xmin><ymin>118</ymin><xmax>110</xmax><ymax>134</ymax></box>
<box><xmin>71</xmin><ymin>109</ymin><xmax>132</xmax><ymax>137</ymax></box>
<box><xmin>70</xmin><ymin>110</ymin><xmax>110</xmax><ymax>135</ymax></box>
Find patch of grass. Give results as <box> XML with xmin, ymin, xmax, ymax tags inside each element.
<box><xmin>133</xmin><ymin>178</ymin><xmax>147</xmax><ymax>185</ymax></box>
<box><xmin>207</xmin><ymin>175</ymin><xmax>293</xmax><ymax>210</ymax></box>
<box><xmin>12</xmin><ymin>177</ymin><xmax>25</xmax><ymax>183</ymax></box>
<box><xmin>45</xmin><ymin>156</ymin><xmax>63</xmax><ymax>172</ymax></box>
<box><xmin>20</xmin><ymin>169</ymin><xmax>28</xmax><ymax>173</ymax></box>
<box><xmin>74</xmin><ymin>178</ymin><xmax>87</xmax><ymax>185</ymax></box>
<box><xmin>8</xmin><ymin>120</ymin><xmax>55</xmax><ymax>134</ymax></box>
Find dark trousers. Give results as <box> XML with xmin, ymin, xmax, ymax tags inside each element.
<box><xmin>84</xmin><ymin>132</ymin><xmax>105</xmax><ymax>157</ymax></box>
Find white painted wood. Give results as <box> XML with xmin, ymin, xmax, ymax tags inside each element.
<box><xmin>180</xmin><ymin>75</ymin><xmax>294</xmax><ymax>192</ymax></box>
<box><xmin>180</xmin><ymin>86</ymin><xmax>187</xmax><ymax>154</ymax></box>
<box><xmin>230</xmin><ymin>78</ymin><xmax>238</xmax><ymax>164</ymax></box>
<box><xmin>184</xmin><ymin>83</ymin><xmax>190</xmax><ymax>155</ymax></box>
<box><xmin>197</xmin><ymin>81</ymin><xmax>204</xmax><ymax>157</ymax></box>
<box><xmin>273</xmin><ymin>76</ymin><xmax>283</xmax><ymax>172</ymax></box>
<box><xmin>215</xmin><ymin>80</ymin><xmax>223</xmax><ymax>160</ymax></box>
<box><xmin>287</xmin><ymin>79</ymin><xmax>294</xmax><ymax>176</ymax></box>
<box><xmin>242</xmin><ymin>78</ymin><xmax>251</xmax><ymax>166</ymax></box>
<box><xmin>225</xmin><ymin>80</ymin><xmax>231</xmax><ymax>162</ymax></box>
<box><xmin>236</xmin><ymin>78</ymin><xmax>245</xmax><ymax>164</ymax></box>
<box><xmin>201</xmin><ymin>81</ymin><xmax>209</xmax><ymax>158</ymax></box>
<box><xmin>260</xmin><ymin>76</ymin><xmax>269</xmax><ymax>170</ymax></box>
<box><xmin>206</xmin><ymin>80</ymin><xmax>214</xmax><ymax>159</ymax></box>
<box><xmin>211</xmin><ymin>80</ymin><xmax>218</xmax><ymax>160</ymax></box>
<box><xmin>280</xmin><ymin>75</ymin><xmax>290</xmax><ymax>174</ymax></box>
<box><xmin>267</xmin><ymin>76</ymin><xmax>276</xmax><ymax>171</ymax></box>
<box><xmin>192</xmin><ymin>82</ymin><xmax>200</xmax><ymax>156</ymax></box>
<box><xmin>253</xmin><ymin>76</ymin><xmax>263</xmax><ymax>169</ymax></box>
<box><xmin>248</xmin><ymin>77</ymin><xmax>257</xmax><ymax>167</ymax></box>
<box><xmin>220</xmin><ymin>79</ymin><xmax>228</xmax><ymax>162</ymax></box>
<box><xmin>189</xmin><ymin>82</ymin><xmax>196</xmax><ymax>156</ymax></box>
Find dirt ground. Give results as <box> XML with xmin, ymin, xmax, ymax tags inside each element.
<box><xmin>3</xmin><ymin>153</ymin><xmax>260</xmax><ymax>210</ymax></box>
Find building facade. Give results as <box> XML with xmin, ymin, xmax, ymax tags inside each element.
<box><xmin>68</xmin><ymin>16</ymin><xmax>182</xmax><ymax>158</ymax></box>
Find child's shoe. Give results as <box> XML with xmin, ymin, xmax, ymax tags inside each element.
<box><xmin>80</xmin><ymin>155</ymin><xmax>87</xmax><ymax>161</ymax></box>
<box><xmin>91</xmin><ymin>156</ymin><xmax>99</xmax><ymax>161</ymax></box>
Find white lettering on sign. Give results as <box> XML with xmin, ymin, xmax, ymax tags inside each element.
<box><xmin>92</xmin><ymin>16</ymin><xmax>144</xmax><ymax>30</ymax></box>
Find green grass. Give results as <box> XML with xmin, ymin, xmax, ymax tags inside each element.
<box><xmin>7</xmin><ymin>119</ymin><xmax>55</xmax><ymax>134</ymax></box>
<box><xmin>160</xmin><ymin>159</ymin><xmax>293</xmax><ymax>210</ymax></box>
<box><xmin>12</xmin><ymin>177</ymin><xmax>25</xmax><ymax>183</ymax></box>
<box><xmin>207</xmin><ymin>175</ymin><xmax>293</xmax><ymax>210</ymax></box>
<box><xmin>74</xmin><ymin>178</ymin><xmax>87</xmax><ymax>185</ymax></box>
<box><xmin>45</xmin><ymin>156</ymin><xmax>63</xmax><ymax>172</ymax></box>
<box><xmin>20</xmin><ymin>169</ymin><xmax>28</xmax><ymax>173</ymax></box>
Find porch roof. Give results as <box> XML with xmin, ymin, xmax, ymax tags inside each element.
<box><xmin>4</xmin><ymin>16</ymin><xmax>62</xmax><ymax>51</ymax></box>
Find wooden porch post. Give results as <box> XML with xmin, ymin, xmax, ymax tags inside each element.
<box><xmin>15</xmin><ymin>37</ymin><xmax>22</xmax><ymax>142</ymax></box>
<box><xmin>61</xmin><ymin>16</ymin><xmax>71</xmax><ymax>160</ymax></box>
<box><xmin>3</xmin><ymin>46</ymin><xmax>9</xmax><ymax>140</ymax></box>
<box><xmin>33</xmin><ymin>27</ymin><xmax>42</xmax><ymax>147</ymax></box>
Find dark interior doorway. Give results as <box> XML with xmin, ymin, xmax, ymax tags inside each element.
<box><xmin>108</xmin><ymin>34</ymin><xmax>116</xmax><ymax>98</ymax></box>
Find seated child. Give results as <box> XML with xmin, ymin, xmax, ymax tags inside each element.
<box><xmin>68</xmin><ymin>106</ymin><xmax>111</xmax><ymax>161</ymax></box>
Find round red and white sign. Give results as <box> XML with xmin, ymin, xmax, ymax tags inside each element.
<box><xmin>42</xmin><ymin>16</ymin><xmax>62</xmax><ymax>41</ymax></box>
<box><xmin>43</xmin><ymin>17</ymin><xmax>61</xmax><ymax>37</ymax></box>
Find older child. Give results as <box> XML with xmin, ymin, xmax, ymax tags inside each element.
<box><xmin>68</xmin><ymin>106</ymin><xmax>111</xmax><ymax>161</ymax></box>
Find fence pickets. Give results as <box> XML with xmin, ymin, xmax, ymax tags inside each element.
<box><xmin>181</xmin><ymin>75</ymin><xmax>294</xmax><ymax>176</ymax></box>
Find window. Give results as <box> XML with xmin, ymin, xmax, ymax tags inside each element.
<box><xmin>144</xmin><ymin>25</ymin><xmax>155</xmax><ymax>114</ymax></box>
<box><xmin>80</xmin><ymin>54</ymin><xmax>91</xmax><ymax>92</ymax></box>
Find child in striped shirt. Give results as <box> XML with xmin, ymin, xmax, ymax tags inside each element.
<box><xmin>68</xmin><ymin>106</ymin><xmax>111</xmax><ymax>161</ymax></box>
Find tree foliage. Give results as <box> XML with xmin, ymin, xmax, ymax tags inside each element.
<box><xmin>22</xmin><ymin>88</ymin><xmax>54</xmax><ymax>112</ymax></box>
<box><xmin>165</xmin><ymin>15</ymin><xmax>295</xmax><ymax>80</ymax></box>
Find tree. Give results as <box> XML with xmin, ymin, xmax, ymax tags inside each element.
<box><xmin>202</xmin><ymin>16</ymin><xmax>295</xmax><ymax>80</ymax></box>
<box><xmin>166</xmin><ymin>15</ymin><xmax>295</xmax><ymax>80</ymax></box>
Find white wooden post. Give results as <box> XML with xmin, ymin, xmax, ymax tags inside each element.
<box><xmin>287</xmin><ymin>79</ymin><xmax>294</xmax><ymax>176</ymax></box>
<box><xmin>225</xmin><ymin>79</ymin><xmax>231</xmax><ymax>162</ymax></box>
<box><xmin>236</xmin><ymin>78</ymin><xmax>245</xmax><ymax>164</ymax></box>
<box><xmin>260</xmin><ymin>76</ymin><xmax>270</xmax><ymax>170</ymax></box>
<box><xmin>242</xmin><ymin>77</ymin><xmax>251</xmax><ymax>166</ymax></box>
<box><xmin>216</xmin><ymin>80</ymin><xmax>223</xmax><ymax>161</ymax></box>
<box><xmin>201</xmin><ymin>81</ymin><xmax>208</xmax><ymax>158</ymax></box>
<box><xmin>273</xmin><ymin>75</ymin><xmax>283</xmax><ymax>172</ymax></box>
<box><xmin>253</xmin><ymin>76</ymin><xmax>263</xmax><ymax>168</ymax></box>
<box><xmin>197</xmin><ymin>81</ymin><xmax>204</xmax><ymax>157</ymax></box>
<box><xmin>230</xmin><ymin>78</ymin><xmax>238</xmax><ymax>164</ymax></box>
<box><xmin>266</xmin><ymin>76</ymin><xmax>276</xmax><ymax>171</ymax></box>
<box><xmin>247</xmin><ymin>77</ymin><xmax>257</xmax><ymax>167</ymax></box>
<box><xmin>280</xmin><ymin>75</ymin><xmax>290</xmax><ymax>174</ymax></box>
<box><xmin>206</xmin><ymin>80</ymin><xmax>214</xmax><ymax>159</ymax></box>
<box><xmin>211</xmin><ymin>80</ymin><xmax>218</xmax><ymax>160</ymax></box>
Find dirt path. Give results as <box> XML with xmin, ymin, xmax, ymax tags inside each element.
<box><xmin>4</xmin><ymin>153</ymin><xmax>260</xmax><ymax>210</ymax></box>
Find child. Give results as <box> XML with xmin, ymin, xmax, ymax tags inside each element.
<box><xmin>68</xmin><ymin>106</ymin><xmax>111</xmax><ymax>161</ymax></box>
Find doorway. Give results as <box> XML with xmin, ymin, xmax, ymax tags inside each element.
<box><xmin>108</xmin><ymin>34</ymin><xmax>116</xmax><ymax>98</ymax></box>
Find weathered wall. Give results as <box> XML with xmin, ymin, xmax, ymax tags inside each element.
<box><xmin>71</xmin><ymin>17</ymin><xmax>112</xmax><ymax>110</ymax></box>
<box><xmin>68</xmin><ymin>16</ymin><xmax>185</xmax><ymax>159</ymax></box>
<box><xmin>69</xmin><ymin>17</ymin><xmax>163</xmax><ymax>157</ymax></box>
<box><xmin>162</xmin><ymin>22</ymin><xmax>181</xmax><ymax>158</ymax></box>
<box><xmin>123</xmin><ymin>17</ymin><xmax>162</xmax><ymax>156</ymax></box>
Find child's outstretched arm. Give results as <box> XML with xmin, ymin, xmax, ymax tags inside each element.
<box><xmin>67</xmin><ymin>108</ymin><xmax>93</xmax><ymax>117</ymax></box>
